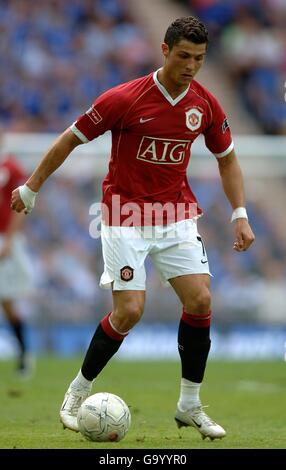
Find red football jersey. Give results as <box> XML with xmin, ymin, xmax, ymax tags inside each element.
<box><xmin>0</xmin><ymin>155</ymin><xmax>26</xmax><ymax>233</ymax></box>
<box><xmin>71</xmin><ymin>70</ymin><xmax>233</xmax><ymax>225</ymax></box>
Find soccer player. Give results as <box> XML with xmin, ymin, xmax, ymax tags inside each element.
<box><xmin>11</xmin><ymin>17</ymin><xmax>255</xmax><ymax>439</ymax></box>
<box><xmin>0</xmin><ymin>134</ymin><xmax>33</xmax><ymax>377</ymax></box>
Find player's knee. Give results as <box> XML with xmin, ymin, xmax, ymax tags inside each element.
<box><xmin>184</xmin><ymin>290</ymin><xmax>211</xmax><ymax>315</ymax></box>
<box><xmin>114</xmin><ymin>302</ymin><xmax>144</xmax><ymax>330</ymax></box>
<box><xmin>125</xmin><ymin>303</ymin><xmax>144</xmax><ymax>325</ymax></box>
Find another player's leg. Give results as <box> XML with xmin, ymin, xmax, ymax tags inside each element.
<box><xmin>60</xmin><ymin>290</ymin><xmax>145</xmax><ymax>432</ymax></box>
<box><xmin>170</xmin><ymin>274</ymin><xmax>226</xmax><ymax>440</ymax></box>
<box><xmin>1</xmin><ymin>300</ymin><xmax>31</xmax><ymax>377</ymax></box>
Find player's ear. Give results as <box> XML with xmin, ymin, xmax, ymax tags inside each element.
<box><xmin>161</xmin><ymin>43</ymin><xmax>169</xmax><ymax>58</ymax></box>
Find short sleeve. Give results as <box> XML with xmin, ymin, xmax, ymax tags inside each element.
<box><xmin>203</xmin><ymin>93</ymin><xmax>234</xmax><ymax>158</ymax></box>
<box><xmin>70</xmin><ymin>87</ymin><xmax>128</xmax><ymax>143</ymax></box>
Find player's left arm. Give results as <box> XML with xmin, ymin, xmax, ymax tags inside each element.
<box><xmin>217</xmin><ymin>149</ymin><xmax>255</xmax><ymax>252</ymax></box>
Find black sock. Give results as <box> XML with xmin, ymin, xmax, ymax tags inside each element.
<box><xmin>10</xmin><ymin>320</ymin><xmax>26</xmax><ymax>356</ymax></box>
<box><xmin>81</xmin><ymin>323</ymin><xmax>123</xmax><ymax>381</ymax></box>
<box><xmin>178</xmin><ymin>319</ymin><xmax>211</xmax><ymax>383</ymax></box>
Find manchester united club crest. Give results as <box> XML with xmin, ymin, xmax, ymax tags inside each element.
<box><xmin>185</xmin><ymin>108</ymin><xmax>203</xmax><ymax>131</ymax></box>
<box><xmin>120</xmin><ymin>266</ymin><xmax>134</xmax><ymax>282</ymax></box>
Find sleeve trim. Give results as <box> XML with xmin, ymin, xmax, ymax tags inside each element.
<box><xmin>70</xmin><ymin>123</ymin><xmax>89</xmax><ymax>143</ymax></box>
<box><xmin>214</xmin><ymin>141</ymin><xmax>234</xmax><ymax>158</ymax></box>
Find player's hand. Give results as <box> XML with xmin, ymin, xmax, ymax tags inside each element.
<box><xmin>11</xmin><ymin>187</ymin><xmax>28</xmax><ymax>214</ymax></box>
<box><xmin>233</xmin><ymin>219</ymin><xmax>255</xmax><ymax>252</ymax></box>
<box><xmin>11</xmin><ymin>184</ymin><xmax>37</xmax><ymax>214</ymax></box>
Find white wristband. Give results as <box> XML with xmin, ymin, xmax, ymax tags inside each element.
<box><xmin>231</xmin><ymin>207</ymin><xmax>248</xmax><ymax>223</ymax></box>
<box><xmin>19</xmin><ymin>184</ymin><xmax>38</xmax><ymax>214</ymax></box>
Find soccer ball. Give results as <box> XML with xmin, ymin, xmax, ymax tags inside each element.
<box><xmin>77</xmin><ymin>392</ymin><xmax>131</xmax><ymax>442</ymax></box>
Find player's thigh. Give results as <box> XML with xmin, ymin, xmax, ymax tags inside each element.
<box><xmin>1</xmin><ymin>299</ymin><xmax>18</xmax><ymax>321</ymax></box>
<box><xmin>100</xmin><ymin>225</ymin><xmax>149</xmax><ymax>291</ymax></box>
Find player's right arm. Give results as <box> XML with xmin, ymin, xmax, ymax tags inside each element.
<box><xmin>11</xmin><ymin>129</ymin><xmax>82</xmax><ymax>213</ymax></box>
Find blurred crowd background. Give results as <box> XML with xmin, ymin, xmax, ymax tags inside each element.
<box><xmin>0</xmin><ymin>0</ymin><xmax>285</xmax><ymax>356</ymax></box>
<box><xmin>0</xmin><ymin>0</ymin><xmax>155</xmax><ymax>132</ymax></box>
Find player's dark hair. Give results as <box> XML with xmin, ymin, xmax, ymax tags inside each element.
<box><xmin>164</xmin><ymin>16</ymin><xmax>208</xmax><ymax>49</ymax></box>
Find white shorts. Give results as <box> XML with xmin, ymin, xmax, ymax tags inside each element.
<box><xmin>100</xmin><ymin>219</ymin><xmax>211</xmax><ymax>291</ymax></box>
<box><xmin>0</xmin><ymin>234</ymin><xmax>33</xmax><ymax>300</ymax></box>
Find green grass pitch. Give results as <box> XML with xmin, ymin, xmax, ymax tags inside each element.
<box><xmin>0</xmin><ymin>358</ymin><xmax>285</xmax><ymax>449</ymax></box>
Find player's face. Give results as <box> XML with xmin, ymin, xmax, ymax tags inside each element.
<box><xmin>162</xmin><ymin>40</ymin><xmax>207</xmax><ymax>87</ymax></box>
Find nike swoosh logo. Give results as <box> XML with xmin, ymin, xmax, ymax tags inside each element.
<box><xmin>192</xmin><ymin>419</ymin><xmax>202</xmax><ymax>428</ymax></box>
<box><xmin>140</xmin><ymin>117</ymin><xmax>155</xmax><ymax>123</ymax></box>
<box><xmin>201</xmin><ymin>259</ymin><xmax>208</xmax><ymax>264</ymax></box>
<box><xmin>61</xmin><ymin>398</ymin><xmax>68</xmax><ymax>410</ymax></box>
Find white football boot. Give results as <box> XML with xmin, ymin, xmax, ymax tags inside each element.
<box><xmin>60</xmin><ymin>385</ymin><xmax>91</xmax><ymax>432</ymax></box>
<box><xmin>175</xmin><ymin>405</ymin><xmax>226</xmax><ymax>440</ymax></box>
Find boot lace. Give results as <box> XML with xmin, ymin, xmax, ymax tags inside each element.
<box><xmin>191</xmin><ymin>405</ymin><xmax>216</xmax><ymax>427</ymax></box>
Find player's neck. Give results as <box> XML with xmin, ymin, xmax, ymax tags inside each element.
<box><xmin>157</xmin><ymin>69</ymin><xmax>190</xmax><ymax>99</ymax></box>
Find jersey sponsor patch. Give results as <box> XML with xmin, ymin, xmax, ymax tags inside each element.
<box><xmin>136</xmin><ymin>136</ymin><xmax>191</xmax><ymax>164</ymax></box>
<box><xmin>222</xmin><ymin>117</ymin><xmax>229</xmax><ymax>134</ymax></box>
<box><xmin>185</xmin><ymin>108</ymin><xmax>203</xmax><ymax>131</ymax></box>
<box><xmin>86</xmin><ymin>106</ymin><xmax>103</xmax><ymax>126</ymax></box>
<box><xmin>120</xmin><ymin>266</ymin><xmax>134</xmax><ymax>282</ymax></box>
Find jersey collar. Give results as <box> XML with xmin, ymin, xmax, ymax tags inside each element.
<box><xmin>153</xmin><ymin>68</ymin><xmax>190</xmax><ymax>106</ymax></box>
